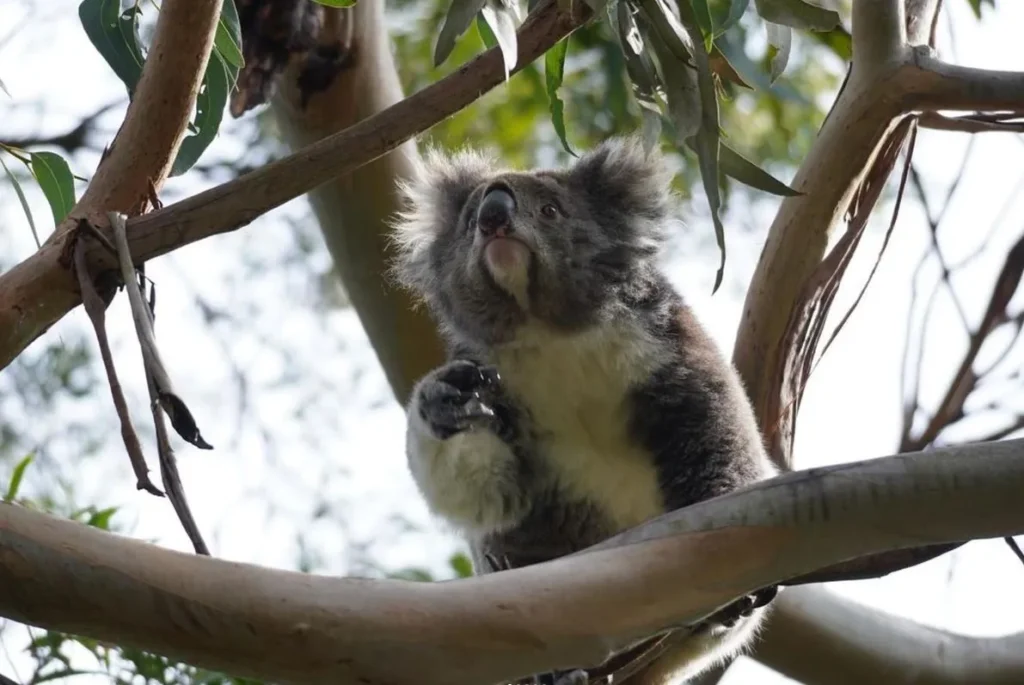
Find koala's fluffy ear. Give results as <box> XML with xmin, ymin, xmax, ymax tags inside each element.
<box><xmin>390</xmin><ymin>145</ymin><xmax>498</xmax><ymax>295</ymax></box>
<box><xmin>568</xmin><ymin>136</ymin><xmax>677</xmax><ymax>247</ymax></box>
<box><xmin>569</xmin><ymin>137</ymin><xmax>676</xmax><ymax>218</ymax></box>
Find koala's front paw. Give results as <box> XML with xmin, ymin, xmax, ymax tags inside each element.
<box><xmin>416</xmin><ymin>360</ymin><xmax>506</xmax><ymax>440</ymax></box>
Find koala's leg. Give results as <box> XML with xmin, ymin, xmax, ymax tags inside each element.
<box><xmin>407</xmin><ymin>360</ymin><xmax>530</xmax><ymax>533</ymax></box>
<box><xmin>622</xmin><ymin>606</ymin><xmax>770</xmax><ymax>685</ymax></box>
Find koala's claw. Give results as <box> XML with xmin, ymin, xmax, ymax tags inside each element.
<box><xmin>417</xmin><ymin>360</ymin><xmax>506</xmax><ymax>440</ymax></box>
<box><xmin>437</xmin><ymin>359</ymin><xmax>501</xmax><ymax>392</ymax></box>
<box><xmin>528</xmin><ymin>668</ymin><xmax>590</xmax><ymax>685</ymax></box>
<box><xmin>553</xmin><ymin>669</ymin><xmax>590</xmax><ymax>685</ymax></box>
<box><xmin>704</xmin><ymin>585</ymin><xmax>779</xmax><ymax>628</ymax></box>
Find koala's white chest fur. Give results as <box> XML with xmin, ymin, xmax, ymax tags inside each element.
<box><xmin>492</xmin><ymin>320</ymin><xmax>667</xmax><ymax>531</ymax></box>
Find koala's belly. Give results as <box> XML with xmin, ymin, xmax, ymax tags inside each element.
<box><xmin>492</xmin><ymin>320</ymin><xmax>668</xmax><ymax>535</ymax></box>
<box><xmin>535</xmin><ymin>418</ymin><xmax>666</xmax><ymax>532</ymax></box>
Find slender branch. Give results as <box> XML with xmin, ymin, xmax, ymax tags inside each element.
<box><xmin>900</xmin><ymin>47</ymin><xmax>1024</xmax><ymax>114</ymax></box>
<box><xmin>0</xmin><ymin>0</ymin><xmax>591</xmax><ymax>375</ymax></box>
<box><xmin>918</xmin><ymin>112</ymin><xmax>1024</xmax><ymax>133</ymax></box>
<box><xmin>2</xmin><ymin>439</ymin><xmax>1024</xmax><ymax>685</ymax></box>
<box><xmin>0</xmin><ymin>101</ymin><xmax>120</xmax><ymax>154</ymax></box>
<box><xmin>757</xmin><ymin>586</ymin><xmax>1024</xmax><ymax>685</ymax></box>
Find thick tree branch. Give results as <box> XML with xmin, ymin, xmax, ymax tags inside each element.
<box><xmin>73</xmin><ymin>0</ymin><xmax>222</xmax><ymax>216</ymax></box>
<box><xmin>2</xmin><ymin>439</ymin><xmax>1023</xmax><ymax>685</ymax></box>
<box><xmin>758</xmin><ymin>586</ymin><xmax>1024</xmax><ymax>685</ymax></box>
<box><xmin>0</xmin><ymin>0</ymin><xmax>590</xmax><ymax>375</ymax></box>
<box><xmin>852</xmin><ymin>0</ymin><xmax>907</xmax><ymax>73</ymax></box>
<box><xmin>269</xmin><ymin>2</ymin><xmax>442</xmax><ymax>404</ymax></box>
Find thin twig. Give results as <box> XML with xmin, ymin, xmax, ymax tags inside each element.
<box><xmin>140</xmin><ymin>268</ymin><xmax>210</xmax><ymax>556</ymax></box>
<box><xmin>72</xmin><ymin>232</ymin><xmax>163</xmax><ymax>497</ymax></box>
<box><xmin>919</xmin><ymin>111</ymin><xmax>1024</xmax><ymax>133</ymax></box>
<box><xmin>109</xmin><ymin>212</ymin><xmax>213</xmax><ymax>451</ymax></box>
<box><xmin>905</xmin><ymin>232</ymin><xmax>1024</xmax><ymax>451</ymax></box>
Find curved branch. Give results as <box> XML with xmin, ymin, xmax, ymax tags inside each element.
<box><xmin>0</xmin><ymin>0</ymin><xmax>590</xmax><ymax>374</ymax></box>
<box><xmin>900</xmin><ymin>48</ymin><xmax>1024</xmax><ymax>113</ymax></box>
<box><xmin>2</xmin><ymin>439</ymin><xmax>1024</xmax><ymax>685</ymax></box>
<box><xmin>758</xmin><ymin>586</ymin><xmax>1024</xmax><ymax>685</ymax></box>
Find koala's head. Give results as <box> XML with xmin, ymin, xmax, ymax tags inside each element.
<box><xmin>391</xmin><ymin>136</ymin><xmax>677</xmax><ymax>345</ymax></box>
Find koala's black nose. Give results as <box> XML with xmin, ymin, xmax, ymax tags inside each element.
<box><xmin>476</xmin><ymin>186</ymin><xmax>516</xmax><ymax>237</ymax></box>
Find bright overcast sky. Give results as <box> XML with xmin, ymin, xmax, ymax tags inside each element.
<box><xmin>2</xmin><ymin>1</ymin><xmax>1024</xmax><ymax>683</ymax></box>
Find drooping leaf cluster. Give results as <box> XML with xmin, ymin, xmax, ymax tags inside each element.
<box><xmin>425</xmin><ymin>0</ymin><xmax>849</xmax><ymax>290</ymax></box>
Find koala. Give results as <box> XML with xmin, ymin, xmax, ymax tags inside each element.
<box><xmin>391</xmin><ymin>136</ymin><xmax>778</xmax><ymax>685</ymax></box>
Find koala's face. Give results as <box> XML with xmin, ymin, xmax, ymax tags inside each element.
<box><xmin>393</xmin><ymin>137</ymin><xmax>676</xmax><ymax>345</ymax></box>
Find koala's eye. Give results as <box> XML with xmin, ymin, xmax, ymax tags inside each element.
<box><xmin>541</xmin><ymin>204</ymin><xmax>559</xmax><ymax>219</ymax></box>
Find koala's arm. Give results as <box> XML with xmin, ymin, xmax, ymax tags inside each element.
<box><xmin>406</xmin><ymin>360</ymin><xmax>533</xmax><ymax>534</ymax></box>
<box><xmin>620</xmin><ymin>330</ymin><xmax>778</xmax><ymax>682</ymax></box>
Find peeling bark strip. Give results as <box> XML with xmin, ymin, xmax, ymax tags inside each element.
<box><xmin>1</xmin><ymin>439</ymin><xmax>1024</xmax><ymax>685</ymax></box>
<box><xmin>0</xmin><ymin>0</ymin><xmax>592</xmax><ymax>373</ymax></box>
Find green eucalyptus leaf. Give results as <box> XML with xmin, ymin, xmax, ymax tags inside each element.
<box><xmin>717</xmin><ymin>0</ymin><xmax>750</xmax><ymax>33</ymax></box>
<box><xmin>714</xmin><ymin>31</ymin><xmax>808</xmax><ymax>101</ymax></box>
<box><xmin>4</xmin><ymin>453</ymin><xmax>34</xmax><ymax>502</ymax></box>
<box><xmin>966</xmin><ymin>0</ymin><xmax>994</xmax><ymax>18</ymax></box>
<box><xmin>690</xmin><ymin>0</ymin><xmax>715</xmax><ymax>37</ymax></box>
<box><xmin>613</xmin><ymin>0</ymin><xmax>665</xmax><ymax>116</ymax></box>
<box><xmin>641</xmin><ymin>108</ymin><xmax>663</xmax><ymax>156</ymax></box>
<box><xmin>676</xmin><ymin>0</ymin><xmax>727</xmax><ymax>293</ymax></box>
<box><xmin>765</xmin><ymin>21</ymin><xmax>791</xmax><ymax>81</ymax></box>
<box><xmin>79</xmin><ymin>0</ymin><xmax>146</xmax><ymax>96</ymax></box>
<box><xmin>480</xmin><ymin>0</ymin><xmax>522</xmax><ymax>79</ymax></box>
<box><xmin>29</xmin><ymin>151</ymin><xmax>77</xmax><ymax>226</ymax></box>
<box><xmin>170</xmin><ymin>53</ymin><xmax>230</xmax><ymax>176</ymax></box>
<box><xmin>450</xmin><ymin>552</ymin><xmax>475</xmax><ymax>578</ymax></box>
<box><xmin>214</xmin><ymin>0</ymin><xmax>244</xmax><ymax>69</ymax></box>
<box><xmin>476</xmin><ymin>14</ymin><xmax>498</xmax><ymax>48</ymax></box>
<box><xmin>719</xmin><ymin>142</ymin><xmax>801</xmax><ymax>195</ymax></box>
<box><xmin>810</xmin><ymin>25</ymin><xmax>852</xmax><ymax>62</ymax></box>
<box><xmin>545</xmin><ymin>38</ymin><xmax>575</xmax><ymax>156</ymax></box>
<box><xmin>0</xmin><ymin>154</ymin><xmax>41</xmax><ymax>247</ymax></box>
<box><xmin>641</xmin><ymin>3</ymin><xmax>701</xmax><ymax>143</ymax></box>
<box><xmin>434</xmin><ymin>0</ymin><xmax>488</xmax><ymax>67</ymax></box>
<box><xmin>753</xmin><ymin>0</ymin><xmax>840</xmax><ymax>31</ymax></box>
<box><xmin>86</xmin><ymin>506</ymin><xmax>119</xmax><ymax>530</ymax></box>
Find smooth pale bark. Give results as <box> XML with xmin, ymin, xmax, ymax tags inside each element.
<box><xmin>758</xmin><ymin>586</ymin><xmax>1024</xmax><ymax>685</ymax></box>
<box><xmin>2</xmin><ymin>440</ymin><xmax>1024</xmax><ymax>684</ymax></box>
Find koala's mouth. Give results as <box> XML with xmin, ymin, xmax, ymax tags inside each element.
<box><xmin>479</xmin><ymin>235</ymin><xmax>533</xmax><ymax>306</ymax></box>
<box><xmin>482</xmin><ymin>235</ymin><xmax>532</xmax><ymax>274</ymax></box>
